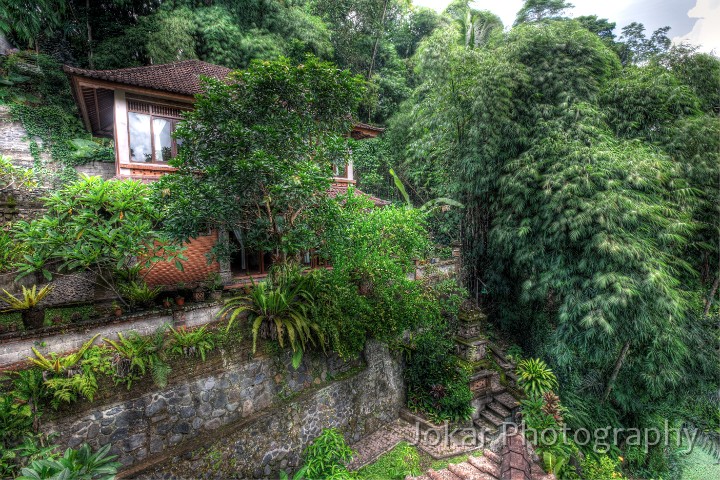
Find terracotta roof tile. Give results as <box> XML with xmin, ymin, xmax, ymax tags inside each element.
<box><xmin>63</xmin><ymin>60</ymin><xmax>231</xmax><ymax>96</ymax></box>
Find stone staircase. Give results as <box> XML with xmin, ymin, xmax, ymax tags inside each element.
<box><xmin>407</xmin><ymin>433</ymin><xmax>555</xmax><ymax>480</ymax></box>
<box><xmin>455</xmin><ymin>307</ymin><xmax>521</xmax><ymax>438</ymax></box>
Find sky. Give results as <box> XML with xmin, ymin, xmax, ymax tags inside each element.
<box><xmin>413</xmin><ymin>0</ymin><xmax>720</xmax><ymax>53</ymax></box>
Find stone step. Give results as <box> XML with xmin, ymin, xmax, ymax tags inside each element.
<box><xmin>473</xmin><ymin>417</ymin><xmax>498</xmax><ymax>435</ymax></box>
<box><xmin>493</xmin><ymin>392</ymin><xmax>520</xmax><ymax>410</ymax></box>
<box><xmin>468</xmin><ymin>455</ymin><xmax>501</xmax><ymax>478</ymax></box>
<box><xmin>447</xmin><ymin>462</ymin><xmax>495</xmax><ymax>480</ymax></box>
<box><xmin>481</xmin><ymin>449</ymin><xmax>502</xmax><ymax>465</ymax></box>
<box><xmin>479</xmin><ymin>409</ymin><xmax>504</xmax><ymax>427</ymax></box>
<box><xmin>428</xmin><ymin>468</ymin><xmax>462</xmax><ymax>480</ymax></box>
<box><xmin>487</xmin><ymin>402</ymin><xmax>510</xmax><ymax>419</ymax></box>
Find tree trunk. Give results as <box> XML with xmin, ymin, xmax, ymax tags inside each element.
<box><xmin>704</xmin><ymin>255</ymin><xmax>720</xmax><ymax>316</ymax></box>
<box><xmin>367</xmin><ymin>0</ymin><xmax>389</xmax><ymax>122</ymax></box>
<box><xmin>704</xmin><ymin>272</ymin><xmax>719</xmax><ymax>316</ymax></box>
<box><xmin>0</xmin><ymin>32</ymin><xmax>15</xmax><ymax>55</ymax></box>
<box><xmin>603</xmin><ymin>341</ymin><xmax>630</xmax><ymax>402</ymax></box>
<box><xmin>86</xmin><ymin>0</ymin><xmax>94</xmax><ymax>68</ymax></box>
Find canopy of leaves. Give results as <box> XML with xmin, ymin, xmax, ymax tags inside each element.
<box><xmin>156</xmin><ymin>56</ymin><xmax>364</xmax><ymax>260</ymax></box>
<box><xmin>381</xmin><ymin>6</ymin><xmax>720</xmax><ymax>474</ymax></box>
<box><xmin>13</xmin><ymin>176</ymin><xmax>183</xmax><ymax>303</ymax></box>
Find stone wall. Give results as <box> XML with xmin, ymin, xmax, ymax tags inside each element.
<box><xmin>0</xmin><ymin>105</ymin><xmax>116</xmax><ymax>225</ymax></box>
<box><xmin>42</xmin><ymin>340</ymin><xmax>403</xmax><ymax>479</ymax></box>
<box><xmin>74</xmin><ymin>161</ymin><xmax>117</xmax><ymax>180</ymax></box>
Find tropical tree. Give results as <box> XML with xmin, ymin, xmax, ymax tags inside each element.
<box><xmin>514</xmin><ymin>0</ymin><xmax>573</xmax><ymax>26</ymax></box>
<box><xmin>157</xmin><ymin>56</ymin><xmax>363</xmax><ymax>263</ymax></box>
<box><xmin>0</xmin><ymin>0</ymin><xmax>65</xmax><ymax>50</ymax></box>
<box><xmin>13</xmin><ymin>176</ymin><xmax>184</xmax><ymax>305</ymax></box>
<box><xmin>384</xmin><ymin>10</ymin><xmax>720</xmax><ymax>474</ymax></box>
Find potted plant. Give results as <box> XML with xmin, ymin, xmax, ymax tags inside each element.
<box><xmin>162</xmin><ymin>297</ymin><xmax>173</xmax><ymax>309</ymax></box>
<box><xmin>112</xmin><ymin>301</ymin><xmax>123</xmax><ymax>317</ymax></box>
<box><xmin>206</xmin><ymin>272</ymin><xmax>223</xmax><ymax>302</ymax></box>
<box><xmin>0</xmin><ymin>285</ymin><xmax>53</xmax><ymax>330</ymax></box>
<box><xmin>175</xmin><ymin>283</ymin><xmax>186</xmax><ymax>306</ymax></box>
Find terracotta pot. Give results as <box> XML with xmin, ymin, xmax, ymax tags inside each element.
<box><xmin>22</xmin><ymin>308</ymin><xmax>45</xmax><ymax>330</ymax></box>
<box><xmin>162</xmin><ymin>299</ymin><xmax>172</xmax><ymax>309</ymax></box>
<box><xmin>114</xmin><ymin>308</ymin><xmax>123</xmax><ymax>317</ymax></box>
<box><xmin>175</xmin><ymin>297</ymin><xmax>185</xmax><ymax>306</ymax></box>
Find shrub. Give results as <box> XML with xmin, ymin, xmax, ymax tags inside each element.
<box><xmin>0</xmin><ymin>229</ymin><xmax>26</xmax><ymax>274</ymax></box>
<box><xmin>581</xmin><ymin>455</ymin><xmax>625</xmax><ymax>479</ymax></box>
<box><xmin>103</xmin><ymin>327</ymin><xmax>171</xmax><ymax>389</ymax></box>
<box><xmin>516</xmin><ymin>358</ymin><xmax>558</xmax><ymax>398</ymax></box>
<box><xmin>28</xmin><ymin>336</ymin><xmax>103</xmax><ymax>407</ymax></box>
<box><xmin>169</xmin><ymin>326</ymin><xmax>215</xmax><ymax>361</ymax></box>
<box><xmin>119</xmin><ymin>280</ymin><xmax>161</xmax><ymax>308</ymax></box>
<box><xmin>12</xmin><ymin>176</ymin><xmax>185</xmax><ymax>306</ymax></box>
<box><xmin>220</xmin><ymin>265</ymin><xmax>323</xmax><ymax>365</ymax></box>
<box><xmin>405</xmin><ymin>328</ymin><xmax>473</xmax><ymax>422</ymax></box>
<box><xmin>17</xmin><ymin>443</ymin><xmax>120</xmax><ymax>480</ymax></box>
<box><xmin>301</xmin><ymin>428</ymin><xmax>354</xmax><ymax>480</ymax></box>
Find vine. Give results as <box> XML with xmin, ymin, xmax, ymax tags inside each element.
<box><xmin>0</xmin><ymin>52</ymin><xmax>114</xmax><ymax>183</ymax></box>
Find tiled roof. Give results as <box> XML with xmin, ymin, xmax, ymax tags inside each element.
<box><xmin>63</xmin><ymin>60</ymin><xmax>231</xmax><ymax>96</ymax></box>
<box><xmin>328</xmin><ymin>182</ymin><xmax>390</xmax><ymax>207</ymax></box>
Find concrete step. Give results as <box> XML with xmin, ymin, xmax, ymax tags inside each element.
<box><xmin>473</xmin><ymin>417</ymin><xmax>498</xmax><ymax>435</ymax></box>
<box><xmin>447</xmin><ymin>462</ymin><xmax>495</xmax><ymax>480</ymax></box>
<box><xmin>428</xmin><ymin>468</ymin><xmax>462</xmax><ymax>480</ymax></box>
<box><xmin>481</xmin><ymin>449</ymin><xmax>502</xmax><ymax>465</ymax></box>
<box><xmin>480</xmin><ymin>409</ymin><xmax>504</xmax><ymax>427</ymax></box>
<box><xmin>493</xmin><ymin>392</ymin><xmax>520</xmax><ymax>410</ymax></box>
<box><xmin>467</xmin><ymin>455</ymin><xmax>501</xmax><ymax>478</ymax></box>
<box><xmin>487</xmin><ymin>402</ymin><xmax>510</xmax><ymax>419</ymax></box>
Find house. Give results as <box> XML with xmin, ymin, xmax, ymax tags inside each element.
<box><xmin>64</xmin><ymin>60</ymin><xmax>387</xmax><ymax>288</ymax></box>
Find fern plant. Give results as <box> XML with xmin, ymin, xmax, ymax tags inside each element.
<box><xmin>220</xmin><ymin>266</ymin><xmax>324</xmax><ymax>365</ymax></box>
<box><xmin>119</xmin><ymin>280</ymin><xmax>161</xmax><ymax>307</ymax></box>
<box><xmin>28</xmin><ymin>335</ymin><xmax>98</xmax><ymax>376</ymax></box>
<box><xmin>26</xmin><ymin>336</ymin><xmax>102</xmax><ymax>406</ymax></box>
<box><xmin>516</xmin><ymin>358</ymin><xmax>558</xmax><ymax>398</ymax></box>
<box><xmin>103</xmin><ymin>326</ymin><xmax>171</xmax><ymax>389</ymax></box>
<box><xmin>11</xmin><ymin>369</ymin><xmax>47</xmax><ymax>433</ymax></box>
<box><xmin>169</xmin><ymin>326</ymin><xmax>215</xmax><ymax>361</ymax></box>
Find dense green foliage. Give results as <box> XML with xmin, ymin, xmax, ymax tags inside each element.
<box><xmin>157</xmin><ymin>56</ymin><xmax>362</xmax><ymax>261</ymax></box>
<box><xmin>13</xmin><ymin>176</ymin><xmax>185</xmax><ymax>305</ymax></box>
<box><xmin>220</xmin><ymin>264</ymin><xmax>323</xmax><ymax>364</ymax></box>
<box><xmin>404</xmin><ymin>327</ymin><xmax>472</xmax><ymax>422</ymax></box>
<box><xmin>299</xmin><ymin>428</ymin><xmax>354</xmax><ymax>480</ymax></box>
<box><xmin>380</xmin><ymin>1</ymin><xmax>720</xmax><ymax>476</ymax></box>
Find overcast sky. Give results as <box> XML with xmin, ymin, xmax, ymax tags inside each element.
<box><xmin>413</xmin><ymin>0</ymin><xmax>720</xmax><ymax>53</ymax></box>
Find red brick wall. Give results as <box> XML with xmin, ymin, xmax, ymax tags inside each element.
<box><xmin>144</xmin><ymin>232</ymin><xmax>220</xmax><ymax>287</ymax></box>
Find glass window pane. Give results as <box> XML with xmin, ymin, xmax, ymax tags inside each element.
<box><xmin>153</xmin><ymin>118</ymin><xmax>173</xmax><ymax>162</ymax></box>
<box><xmin>128</xmin><ymin>112</ymin><xmax>152</xmax><ymax>163</ymax></box>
